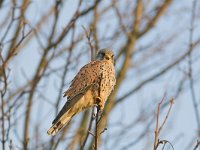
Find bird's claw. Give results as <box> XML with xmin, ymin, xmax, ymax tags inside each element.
<box><xmin>95</xmin><ymin>97</ymin><xmax>104</xmax><ymax>110</ymax></box>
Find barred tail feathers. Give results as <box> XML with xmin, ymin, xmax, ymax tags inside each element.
<box><xmin>47</xmin><ymin>114</ymin><xmax>72</xmax><ymax>136</ymax></box>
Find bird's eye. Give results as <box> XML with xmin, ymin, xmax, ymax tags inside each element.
<box><xmin>105</xmin><ymin>55</ymin><xmax>110</xmax><ymax>60</ymax></box>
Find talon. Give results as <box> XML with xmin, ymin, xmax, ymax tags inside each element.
<box><xmin>95</xmin><ymin>97</ymin><xmax>104</xmax><ymax>110</ymax></box>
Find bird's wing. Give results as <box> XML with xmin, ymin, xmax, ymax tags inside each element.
<box><xmin>52</xmin><ymin>60</ymin><xmax>102</xmax><ymax>124</ymax></box>
<box><xmin>63</xmin><ymin>60</ymin><xmax>102</xmax><ymax>99</ymax></box>
<box><xmin>52</xmin><ymin>86</ymin><xmax>91</xmax><ymax>124</ymax></box>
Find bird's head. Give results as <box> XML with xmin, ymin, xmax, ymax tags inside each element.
<box><xmin>96</xmin><ymin>48</ymin><xmax>115</xmax><ymax>64</ymax></box>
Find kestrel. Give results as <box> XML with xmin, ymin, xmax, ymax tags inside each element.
<box><xmin>47</xmin><ymin>48</ymin><xmax>116</xmax><ymax>136</ymax></box>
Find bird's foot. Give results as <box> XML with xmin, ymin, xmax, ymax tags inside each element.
<box><xmin>95</xmin><ymin>97</ymin><xmax>104</xmax><ymax>110</ymax></box>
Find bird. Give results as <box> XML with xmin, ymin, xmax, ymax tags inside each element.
<box><xmin>47</xmin><ymin>48</ymin><xmax>116</xmax><ymax>136</ymax></box>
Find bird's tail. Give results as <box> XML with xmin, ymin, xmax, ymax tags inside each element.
<box><xmin>47</xmin><ymin>113</ymin><xmax>72</xmax><ymax>136</ymax></box>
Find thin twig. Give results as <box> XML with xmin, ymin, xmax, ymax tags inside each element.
<box><xmin>160</xmin><ymin>140</ymin><xmax>174</xmax><ymax>150</ymax></box>
<box><xmin>0</xmin><ymin>48</ymin><xmax>8</xmax><ymax>150</ymax></box>
<box><xmin>88</xmin><ymin>129</ymin><xmax>95</xmax><ymax>137</ymax></box>
<box><xmin>158</xmin><ymin>98</ymin><xmax>174</xmax><ymax>134</ymax></box>
<box><xmin>193</xmin><ymin>140</ymin><xmax>200</xmax><ymax>150</ymax></box>
<box><xmin>1</xmin><ymin>92</ymin><xmax>5</xmax><ymax>150</ymax></box>
<box><xmin>82</xmin><ymin>25</ymin><xmax>94</xmax><ymax>60</ymax></box>
<box><xmin>81</xmin><ymin>109</ymin><xmax>95</xmax><ymax>149</ymax></box>
<box><xmin>154</xmin><ymin>93</ymin><xmax>166</xmax><ymax>150</ymax></box>
<box><xmin>154</xmin><ymin>95</ymin><xmax>175</xmax><ymax>150</ymax></box>
<box><xmin>95</xmin><ymin>107</ymin><xmax>100</xmax><ymax>150</ymax></box>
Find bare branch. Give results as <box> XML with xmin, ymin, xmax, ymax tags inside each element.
<box><xmin>193</xmin><ymin>140</ymin><xmax>200</xmax><ymax>150</ymax></box>
<box><xmin>154</xmin><ymin>96</ymin><xmax>175</xmax><ymax>150</ymax></box>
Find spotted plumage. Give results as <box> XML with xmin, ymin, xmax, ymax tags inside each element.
<box><xmin>47</xmin><ymin>48</ymin><xmax>116</xmax><ymax>136</ymax></box>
